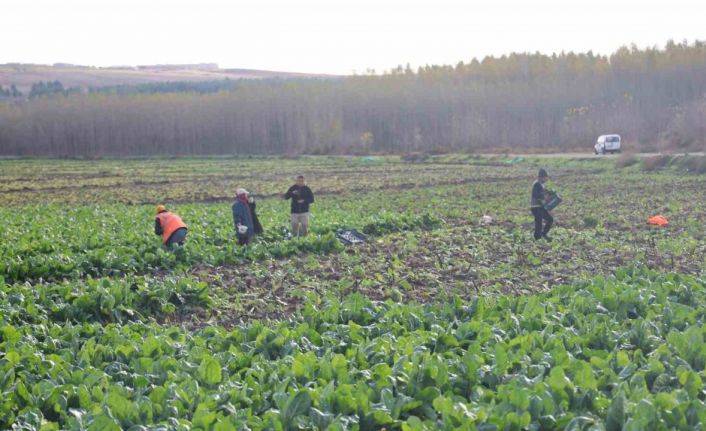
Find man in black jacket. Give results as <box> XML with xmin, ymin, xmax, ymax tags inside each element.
<box><xmin>530</xmin><ymin>168</ymin><xmax>553</xmax><ymax>241</ymax></box>
<box><xmin>283</xmin><ymin>175</ymin><xmax>314</xmax><ymax>237</ymax></box>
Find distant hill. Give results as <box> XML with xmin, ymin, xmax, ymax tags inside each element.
<box><xmin>0</xmin><ymin>63</ymin><xmax>339</xmax><ymax>94</ymax></box>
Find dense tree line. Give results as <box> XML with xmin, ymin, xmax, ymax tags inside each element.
<box><xmin>0</xmin><ymin>84</ymin><xmax>22</xmax><ymax>98</ymax></box>
<box><xmin>28</xmin><ymin>81</ymin><xmax>81</xmax><ymax>99</ymax></box>
<box><xmin>88</xmin><ymin>79</ymin><xmax>245</xmax><ymax>95</ymax></box>
<box><xmin>1</xmin><ymin>41</ymin><xmax>705</xmax><ymax>156</ymax></box>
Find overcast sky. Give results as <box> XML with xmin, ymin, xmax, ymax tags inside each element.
<box><xmin>3</xmin><ymin>0</ymin><xmax>705</xmax><ymax>75</ymax></box>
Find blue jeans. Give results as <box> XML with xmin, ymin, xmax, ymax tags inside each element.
<box><xmin>166</xmin><ymin>228</ymin><xmax>187</xmax><ymax>248</ymax></box>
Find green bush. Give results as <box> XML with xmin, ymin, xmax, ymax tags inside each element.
<box><xmin>583</xmin><ymin>215</ymin><xmax>599</xmax><ymax>228</ymax></box>
<box><xmin>675</xmin><ymin>155</ymin><xmax>706</xmax><ymax>174</ymax></box>
<box><xmin>641</xmin><ymin>155</ymin><xmax>673</xmax><ymax>171</ymax></box>
<box><xmin>615</xmin><ymin>153</ymin><xmax>639</xmax><ymax>168</ymax></box>
<box><xmin>401</xmin><ymin>152</ymin><xmax>430</xmax><ymax>162</ymax></box>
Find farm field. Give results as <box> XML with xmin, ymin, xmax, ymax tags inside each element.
<box><xmin>1</xmin><ymin>155</ymin><xmax>706</xmax><ymax>429</ymax></box>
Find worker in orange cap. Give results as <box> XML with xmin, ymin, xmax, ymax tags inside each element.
<box><xmin>154</xmin><ymin>205</ymin><xmax>188</xmax><ymax>248</ymax></box>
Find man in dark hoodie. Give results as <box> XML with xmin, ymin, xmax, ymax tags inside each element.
<box><xmin>283</xmin><ymin>175</ymin><xmax>314</xmax><ymax>237</ymax></box>
<box><xmin>530</xmin><ymin>168</ymin><xmax>553</xmax><ymax>241</ymax></box>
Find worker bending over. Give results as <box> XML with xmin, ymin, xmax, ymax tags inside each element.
<box><xmin>154</xmin><ymin>205</ymin><xmax>188</xmax><ymax>248</ymax></box>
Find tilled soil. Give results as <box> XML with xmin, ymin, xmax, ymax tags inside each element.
<box><xmin>172</xmin><ymin>219</ymin><xmax>706</xmax><ymax>328</ymax></box>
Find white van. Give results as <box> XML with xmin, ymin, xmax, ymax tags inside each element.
<box><xmin>594</xmin><ymin>134</ymin><xmax>621</xmax><ymax>154</ymax></box>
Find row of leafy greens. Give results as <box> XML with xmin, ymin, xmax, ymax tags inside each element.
<box><xmin>2</xmin><ymin>267</ymin><xmax>706</xmax><ymax>430</ymax></box>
